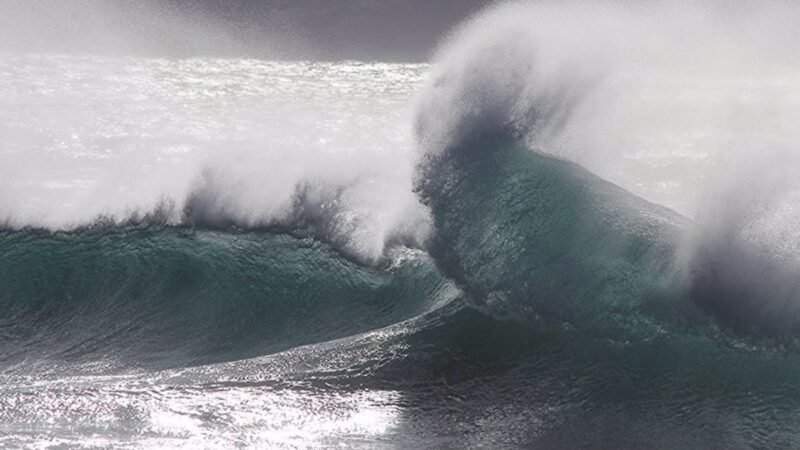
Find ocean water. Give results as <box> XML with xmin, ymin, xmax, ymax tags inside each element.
<box><xmin>4</xmin><ymin>2</ymin><xmax>800</xmax><ymax>448</ymax></box>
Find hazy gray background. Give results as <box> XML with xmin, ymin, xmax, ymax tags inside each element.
<box><xmin>0</xmin><ymin>0</ymin><xmax>491</xmax><ymax>61</ymax></box>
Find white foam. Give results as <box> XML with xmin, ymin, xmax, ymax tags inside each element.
<box><xmin>415</xmin><ymin>0</ymin><xmax>800</xmax><ymax>261</ymax></box>
<box><xmin>0</xmin><ymin>56</ymin><xmax>429</xmax><ymax>262</ymax></box>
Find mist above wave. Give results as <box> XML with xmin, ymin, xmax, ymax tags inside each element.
<box><xmin>0</xmin><ymin>57</ymin><xmax>429</xmax><ymax>262</ymax></box>
<box><xmin>416</xmin><ymin>0</ymin><xmax>800</xmax><ymax>263</ymax></box>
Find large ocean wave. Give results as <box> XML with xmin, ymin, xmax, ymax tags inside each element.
<box><xmin>4</xmin><ymin>1</ymin><xmax>800</xmax><ymax>447</ymax></box>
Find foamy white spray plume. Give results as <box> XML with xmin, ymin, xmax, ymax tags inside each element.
<box><xmin>4</xmin><ymin>0</ymin><xmax>800</xmax><ymax>265</ymax></box>
<box><xmin>0</xmin><ymin>57</ymin><xmax>429</xmax><ymax>263</ymax></box>
<box><xmin>416</xmin><ymin>0</ymin><xmax>800</xmax><ymax>264</ymax></box>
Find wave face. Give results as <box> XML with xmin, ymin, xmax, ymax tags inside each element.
<box><xmin>0</xmin><ymin>226</ymin><xmax>453</xmax><ymax>372</ymax></box>
<box><xmin>404</xmin><ymin>131</ymin><xmax>800</xmax><ymax>449</ymax></box>
<box><xmin>416</xmin><ymin>134</ymin><xmax>696</xmax><ymax>335</ymax></box>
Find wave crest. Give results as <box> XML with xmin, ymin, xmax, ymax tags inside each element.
<box><xmin>414</xmin><ymin>1</ymin><xmax>800</xmax><ymax>338</ymax></box>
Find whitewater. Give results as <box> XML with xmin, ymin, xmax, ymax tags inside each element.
<box><xmin>3</xmin><ymin>1</ymin><xmax>800</xmax><ymax>448</ymax></box>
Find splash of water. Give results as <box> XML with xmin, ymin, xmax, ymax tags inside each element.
<box><xmin>415</xmin><ymin>0</ymin><xmax>800</xmax><ymax>266</ymax></box>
